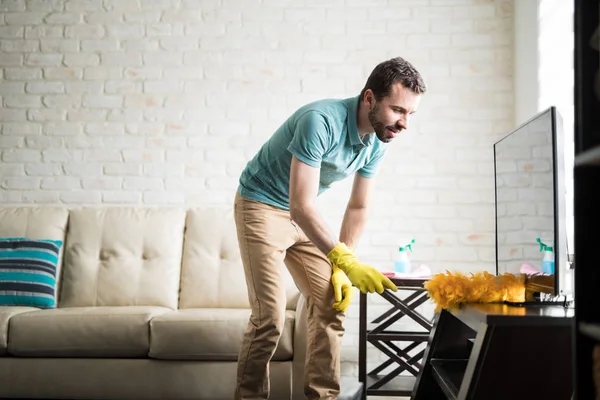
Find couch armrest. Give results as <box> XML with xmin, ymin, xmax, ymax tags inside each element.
<box><xmin>292</xmin><ymin>294</ymin><xmax>307</xmax><ymax>400</ymax></box>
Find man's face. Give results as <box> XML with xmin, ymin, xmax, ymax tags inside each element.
<box><xmin>367</xmin><ymin>82</ymin><xmax>421</xmax><ymax>143</ymax></box>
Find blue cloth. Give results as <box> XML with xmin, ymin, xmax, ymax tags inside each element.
<box><xmin>238</xmin><ymin>96</ymin><xmax>388</xmax><ymax>210</ymax></box>
<box><xmin>0</xmin><ymin>238</ymin><xmax>62</xmax><ymax>308</ymax></box>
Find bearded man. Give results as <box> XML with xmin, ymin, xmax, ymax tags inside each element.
<box><xmin>233</xmin><ymin>57</ymin><xmax>426</xmax><ymax>400</ymax></box>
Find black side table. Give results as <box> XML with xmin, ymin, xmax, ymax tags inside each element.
<box><xmin>358</xmin><ymin>277</ymin><xmax>432</xmax><ymax>399</ymax></box>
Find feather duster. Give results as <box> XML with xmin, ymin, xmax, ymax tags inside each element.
<box><xmin>424</xmin><ymin>271</ymin><xmax>527</xmax><ymax>312</ymax></box>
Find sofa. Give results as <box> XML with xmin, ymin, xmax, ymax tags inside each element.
<box><xmin>0</xmin><ymin>205</ymin><xmax>309</xmax><ymax>400</ymax></box>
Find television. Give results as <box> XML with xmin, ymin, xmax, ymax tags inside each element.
<box><xmin>493</xmin><ymin>106</ymin><xmax>574</xmax><ymax>301</ymax></box>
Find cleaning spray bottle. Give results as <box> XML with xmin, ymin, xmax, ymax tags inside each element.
<box><xmin>536</xmin><ymin>237</ymin><xmax>555</xmax><ymax>274</ymax></box>
<box><xmin>394</xmin><ymin>239</ymin><xmax>415</xmax><ymax>274</ymax></box>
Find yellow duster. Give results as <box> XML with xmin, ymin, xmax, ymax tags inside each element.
<box><xmin>424</xmin><ymin>271</ymin><xmax>528</xmax><ymax>312</ymax></box>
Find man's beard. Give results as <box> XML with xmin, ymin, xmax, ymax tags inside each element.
<box><xmin>368</xmin><ymin>101</ymin><xmax>396</xmax><ymax>143</ymax></box>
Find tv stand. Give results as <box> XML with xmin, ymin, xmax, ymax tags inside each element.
<box><xmin>505</xmin><ymin>291</ymin><xmax>575</xmax><ymax>308</ymax></box>
<box><xmin>504</xmin><ymin>300</ymin><xmax>573</xmax><ymax>307</ymax></box>
<box><xmin>411</xmin><ymin>303</ymin><xmax>574</xmax><ymax>400</ymax></box>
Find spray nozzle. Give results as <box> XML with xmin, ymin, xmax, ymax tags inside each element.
<box><xmin>399</xmin><ymin>239</ymin><xmax>416</xmax><ymax>252</ymax></box>
<box><xmin>536</xmin><ymin>237</ymin><xmax>553</xmax><ymax>252</ymax></box>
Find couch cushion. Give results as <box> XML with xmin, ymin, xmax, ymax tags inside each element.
<box><xmin>0</xmin><ymin>306</ymin><xmax>38</xmax><ymax>356</ymax></box>
<box><xmin>0</xmin><ymin>238</ymin><xmax>63</xmax><ymax>308</ymax></box>
<box><xmin>179</xmin><ymin>207</ymin><xmax>300</xmax><ymax>309</ymax></box>
<box><xmin>59</xmin><ymin>208</ymin><xmax>186</xmax><ymax>309</ymax></box>
<box><xmin>7</xmin><ymin>306</ymin><xmax>170</xmax><ymax>357</ymax></box>
<box><xmin>0</xmin><ymin>207</ymin><xmax>69</xmax><ymax>302</ymax></box>
<box><xmin>149</xmin><ymin>308</ymin><xmax>295</xmax><ymax>361</ymax></box>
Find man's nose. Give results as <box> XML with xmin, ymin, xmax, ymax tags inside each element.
<box><xmin>398</xmin><ymin>115</ymin><xmax>409</xmax><ymax>130</ymax></box>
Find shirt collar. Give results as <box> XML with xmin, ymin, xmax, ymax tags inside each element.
<box><xmin>346</xmin><ymin>95</ymin><xmax>374</xmax><ymax>148</ymax></box>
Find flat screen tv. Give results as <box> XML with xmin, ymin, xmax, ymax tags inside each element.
<box><xmin>493</xmin><ymin>106</ymin><xmax>574</xmax><ymax>301</ymax></box>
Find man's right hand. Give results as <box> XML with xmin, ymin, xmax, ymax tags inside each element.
<box><xmin>327</xmin><ymin>243</ymin><xmax>397</xmax><ymax>294</ymax></box>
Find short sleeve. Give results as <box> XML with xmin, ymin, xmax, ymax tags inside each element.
<box><xmin>358</xmin><ymin>149</ymin><xmax>387</xmax><ymax>178</ymax></box>
<box><xmin>287</xmin><ymin>111</ymin><xmax>331</xmax><ymax>168</ymax></box>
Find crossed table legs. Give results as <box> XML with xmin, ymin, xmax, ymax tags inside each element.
<box><xmin>358</xmin><ymin>277</ymin><xmax>433</xmax><ymax>399</ymax></box>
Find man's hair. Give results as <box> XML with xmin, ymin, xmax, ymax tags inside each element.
<box><xmin>360</xmin><ymin>57</ymin><xmax>426</xmax><ymax>101</ymax></box>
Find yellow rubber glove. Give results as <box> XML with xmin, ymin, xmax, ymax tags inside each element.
<box><xmin>331</xmin><ymin>265</ymin><xmax>354</xmax><ymax>312</ymax></box>
<box><xmin>327</xmin><ymin>243</ymin><xmax>397</xmax><ymax>294</ymax></box>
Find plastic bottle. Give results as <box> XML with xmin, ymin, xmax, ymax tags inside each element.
<box><xmin>536</xmin><ymin>237</ymin><xmax>555</xmax><ymax>274</ymax></box>
<box><xmin>394</xmin><ymin>239</ymin><xmax>415</xmax><ymax>274</ymax></box>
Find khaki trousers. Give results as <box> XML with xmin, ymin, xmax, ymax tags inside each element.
<box><xmin>233</xmin><ymin>193</ymin><xmax>345</xmax><ymax>400</ymax></box>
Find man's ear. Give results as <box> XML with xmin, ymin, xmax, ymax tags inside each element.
<box><xmin>364</xmin><ymin>89</ymin><xmax>375</xmax><ymax>108</ymax></box>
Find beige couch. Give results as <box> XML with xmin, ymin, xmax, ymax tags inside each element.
<box><xmin>0</xmin><ymin>206</ymin><xmax>308</xmax><ymax>400</ymax></box>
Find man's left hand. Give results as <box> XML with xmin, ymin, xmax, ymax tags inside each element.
<box><xmin>331</xmin><ymin>265</ymin><xmax>354</xmax><ymax>313</ymax></box>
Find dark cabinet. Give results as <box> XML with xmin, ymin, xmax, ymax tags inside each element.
<box><xmin>412</xmin><ymin>304</ymin><xmax>574</xmax><ymax>400</ymax></box>
<box><xmin>574</xmin><ymin>0</ymin><xmax>600</xmax><ymax>398</ymax></box>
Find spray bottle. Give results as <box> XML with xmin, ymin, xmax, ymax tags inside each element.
<box><xmin>536</xmin><ymin>237</ymin><xmax>555</xmax><ymax>274</ymax></box>
<box><xmin>394</xmin><ymin>239</ymin><xmax>415</xmax><ymax>274</ymax></box>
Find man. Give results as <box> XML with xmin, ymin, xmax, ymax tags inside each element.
<box><xmin>233</xmin><ymin>57</ymin><xmax>426</xmax><ymax>400</ymax></box>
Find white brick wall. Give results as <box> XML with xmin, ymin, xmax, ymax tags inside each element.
<box><xmin>0</xmin><ymin>0</ymin><xmax>514</xmax><ymax>378</ymax></box>
<box><xmin>538</xmin><ymin>0</ymin><xmax>575</xmax><ymax>253</ymax></box>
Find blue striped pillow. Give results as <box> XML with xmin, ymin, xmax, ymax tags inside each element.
<box><xmin>0</xmin><ymin>238</ymin><xmax>62</xmax><ymax>308</ymax></box>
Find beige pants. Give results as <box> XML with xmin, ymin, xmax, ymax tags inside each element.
<box><xmin>233</xmin><ymin>192</ymin><xmax>345</xmax><ymax>400</ymax></box>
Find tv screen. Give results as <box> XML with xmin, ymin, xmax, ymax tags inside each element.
<box><xmin>493</xmin><ymin>106</ymin><xmax>573</xmax><ymax>299</ymax></box>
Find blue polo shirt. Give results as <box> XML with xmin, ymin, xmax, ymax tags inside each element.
<box><xmin>237</xmin><ymin>95</ymin><xmax>388</xmax><ymax>210</ymax></box>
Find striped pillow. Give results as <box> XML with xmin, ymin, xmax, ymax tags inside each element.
<box><xmin>0</xmin><ymin>238</ymin><xmax>62</xmax><ymax>308</ymax></box>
